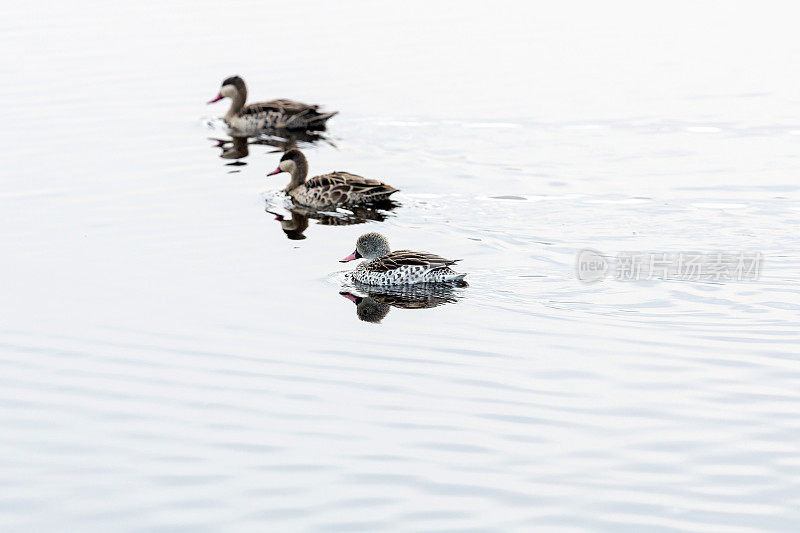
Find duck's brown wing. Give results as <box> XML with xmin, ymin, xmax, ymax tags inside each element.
<box><xmin>242</xmin><ymin>99</ymin><xmax>313</xmax><ymax>115</ymax></box>
<box><xmin>305</xmin><ymin>172</ymin><xmax>398</xmax><ymax>201</ymax></box>
<box><xmin>242</xmin><ymin>99</ymin><xmax>338</xmax><ymax>128</ymax></box>
<box><xmin>363</xmin><ymin>250</ymin><xmax>459</xmax><ymax>273</ymax></box>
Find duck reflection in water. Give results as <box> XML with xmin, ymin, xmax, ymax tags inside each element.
<box><xmin>266</xmin><ymin>202</ymin><xmax>398</xmax><ymax>240</ymax></box>
<box><xmin>210</xmin><ymin>129</ymin><xmax>333</xmax><ymax>164</ymax></box>
<box><xmin>339</xmin><ymin>281</ymin><xmax>467</xmax><ymax>324</ymax></box>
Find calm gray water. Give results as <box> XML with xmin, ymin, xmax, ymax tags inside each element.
<box><xmin>3</xmin><ymin>1</ymin><xmax>800</xmax><ymax>531</ymax></box>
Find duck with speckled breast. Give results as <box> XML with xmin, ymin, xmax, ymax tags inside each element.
<box><xmin>340</xmin><ymin>233</ymin><xmax>467</xmax><ymax>286</ymax></box>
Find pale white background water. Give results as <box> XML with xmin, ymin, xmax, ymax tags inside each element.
<box><xmin>2</xmin><ymin>1</ymin><xmax>800</xmax><ymax>531</ymax></box>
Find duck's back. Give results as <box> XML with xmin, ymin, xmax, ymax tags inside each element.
<box><xmin>291</xmin><ymin>172</ymin><xmax>398</xmax><ymax>207</ymax></box>
<box><xmin>234</xmin><ymin>99</ymin><xmax>337</xmax><ymax>131</ymax></box>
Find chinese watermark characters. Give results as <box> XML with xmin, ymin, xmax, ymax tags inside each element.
<box><xmin>576</xmin><ymin>250</ymin><xmax>762</xmax><ymax>283</ymax></box>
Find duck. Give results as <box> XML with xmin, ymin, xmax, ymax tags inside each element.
<box><xmin>266</xmin><ymin>149</ymin><xmax>398</xmax><ymax>208</ymax></box>
<box><xmin>339</xmin><ymin>232</ymin><xmax>467</xmax><ymax>286</ymax></box>
<box><xmin>207</xmin><ymin>76</ymin><xmax>337</xmax><ymax>135</ymax></box>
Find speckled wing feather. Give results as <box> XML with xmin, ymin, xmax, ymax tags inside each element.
<box><xmin>242</xmin><ymin>99</ymin><xmax>337</xmax><ymax>128</ymax></box>
<box><xmin>305</xmin><ymin>172</ymin><xmax>398</xmax><ymax>200</ymax></box>
<box><xmin>242</xmin><ymin>99</ymin><xmax>314</xmax><ymax>116</ymax></box>
<box><xmin>364</xmin><ymin>250</ymin><xmax>459</xmax><ymax>273</ymax></box>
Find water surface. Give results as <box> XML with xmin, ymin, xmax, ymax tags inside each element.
<box><xmin>2</xmin><ymin>1</ymin><xmax>800</xmax><ymax>531</ymax></box>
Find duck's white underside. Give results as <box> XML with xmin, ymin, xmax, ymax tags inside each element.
<box><xmin>226</xmin><ymin>112</ymin><xmax>285</xmax><ymax>135</ymax></box>
<box><xmin>351</xmin><ymin>264</ymin><xmax>466</xmax><ymax>286</ymax></box>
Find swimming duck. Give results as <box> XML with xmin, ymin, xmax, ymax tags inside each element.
<box><xmin>339</xmin><ymin>232</ymin><xmax>467</xmax><ymax>285</ymax></box>
<box><xmin>267</xmin><ymin>149</ymin><xmax>398</xmax><ymax>208</ymax></box>
<box><xmin>207</xmin><ymin>76</ymin><xmax>337</xmax><ymax>135</ymax></box>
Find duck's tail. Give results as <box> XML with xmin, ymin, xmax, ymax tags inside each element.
<box><xmin>307</xmin><ymin>110</ymin><xmax>339</xmax><ymax>129</ymax></box>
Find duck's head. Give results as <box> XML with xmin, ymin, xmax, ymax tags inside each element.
<box><xmin>267</xmin><ymin>149</ymin><xmax>307</xmax><ymax>178</ymax></box>
<box><xmin>340</xmin><ymin>232</ymin><xmax>390</xmax><ymax>262</ymax></box>
<box><xmin>207</xmin><ymin>75</ymin><xmax>247</xmax><ymax>104</ymax></box>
